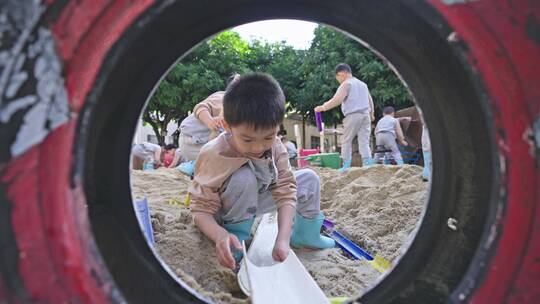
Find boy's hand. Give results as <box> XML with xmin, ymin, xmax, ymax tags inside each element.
<box><xmin>207</xmin><ymin>117</ymin><xmax>224</xmax><ymax>132</ymax></box>
<box><xmin>400</xmin><ymin>140</ymin><xmax>408</xmax><ymax>146</ymax></box>
<box><xmin>272</xmin><ymin>239</ymin><xmax>290</xmax><ymax>262</ymax></box>
<box><xmin>314</xmin><ymin>106</ymin><xmax>325</xmax><ymax>113</ymax></box>
<box><xmin>215</xmin><ymin>233</ymin><xmax>242</xmax><ymax>270</ymax></box>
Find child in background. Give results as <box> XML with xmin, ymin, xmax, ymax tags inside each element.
<box><xmin>374</xmin><ymin>106</ymin><xmax>408</xmax><ymax>165</ymax></box>
<box><xmin>189</xmin><ymin>73</ymin><xmax>334</xmax><ymax>270</ymax></box>
<box><xmin>132</xmin><ymin>143</ymin><xmax>179</xmax><ymax>170</ymax></box>
<box><xmin>177</xmin><ymin>74</ymin><xmax>240</xmax><ymax>176</ymax></box>
<box><xmin>281</xmin><ymin>136</ymin><xmax>297</xmax><ymax>160</ymax></box>
<box><xmin>166</xmin><ymin>147</ymin><xmax>186</xmax><ymax>168</ymax></box>
<box><xmin>162</xmin><ymin>144</ymin><xmax>180</xmax><ymax>168</ymax></box>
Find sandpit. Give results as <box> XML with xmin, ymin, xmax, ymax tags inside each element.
<box><xmin>130</xmin><ymin>164</ymin><xmax>428</xmax><ymax>303</ymax></box>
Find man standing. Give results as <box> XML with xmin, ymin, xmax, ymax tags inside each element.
<box><xmin>314</xmin><ymin>63</ymin><xmax>375</xmax><ymax>172</ymax></box>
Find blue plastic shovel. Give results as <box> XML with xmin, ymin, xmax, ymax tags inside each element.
<box><xmin>322</xmin><ymin>219</ymin><xmax>390</xmax><ymax>273</ymax></box>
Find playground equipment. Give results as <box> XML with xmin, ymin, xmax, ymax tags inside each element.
<box><xmin>298</xmin><ymin>113</ymin><xmax>342</xmax><ymax>169</ymax></box>
<box><xmin>315</xmin><ymin>112</ymin><xmax>326</xmax><ymax>153</ymax></box>
<box><xmin>295</xmin><ymin>118</ymin><xmax>323</xmax><ymax>168</ymax></box>
<box><xmin>298</xmin><ymin>148</ymin><xmax>320</xmax><ymax>168</ymax></box>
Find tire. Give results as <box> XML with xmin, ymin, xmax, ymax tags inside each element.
<box><xmin>0</xmin><ymin>0</ymin><xmax>538</xmax><ymax>303</ymax></box>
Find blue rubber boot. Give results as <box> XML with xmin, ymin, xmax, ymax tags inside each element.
<box><xmin>177</xmin><ymin>160</ymin><xmax>196</xmax><ymax>177</ymax></box>
<box><xmin>422</xmin><ymin>152</ymin><xmax>430</xmax><ymax>181</ymax></box>
<box><xmin>223</xmin><ymin>218</ymin><xmax>255</xmax><ymax>262</ymax></box>
<box><xmin>338</xmin><ymin>159</ymin><xmax>352</xmax><ymax>173</ymax></box>
<box><xmin>396</xmin><ymin>159</ymin><xmax>404</xmax><ymax>165</ymax></box>
<box><xmin>362</xmin><ymin>157</ymin><xmax>374</xmax><ymax>167</ymax></box>
<box><xmin>291</xmin><ymin>212</ymin><xmax>335</xmax><ymax>249</ymax></box>
<box><xmin>383</xmin><ymin>157</ymin><xmax>391</xmax><ymax>165</ymax></box>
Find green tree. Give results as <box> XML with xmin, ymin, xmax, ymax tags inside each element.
<box><xmin>143</xmin><ymin>31</ymin><xmax>249</xmax><ymax>144</ymax></box>
<box><xmin>296</xmin><ymin>26</ymin><xmax>413</xmax><ymax>126</ymax></box>
<box><xmin>245</xmin><ymin>40</ymin><xmax>306</xmax><ymax>114</ymax></box>
<box><xmin>143</xmin><ymin>25</ymin><xmax>413</xmax><ymax>144</ymax></box>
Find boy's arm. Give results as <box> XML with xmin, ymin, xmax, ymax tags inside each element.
<box><xmin>193</xmin><ymin>212</ymin><xmax>241</xmax><ymax>270</ymax></box>
<box><xmin>269</xmin><ymin>140</ymin><xmax>297</xmax><ymax>210</ymax></box>
<box><xmin>273</xmin><ymin>204</ymin><xmax>295</xmax><ymax>262</ymax></box>
<box><xmin>395</xmin><ymin>120</ymin><xmax>408</xmax><ymax>146</ymax></box>
<box><xmin>192</xmin><ymin>212</ymin><xmax>229</xmax><ymax>243</ymax></box>
<box><xmin>270</xmin><ymin>140</ymin><xmax>297</xmax><ymax>261</ymax></box>
<box><xmin>315</xmin><ymin>82</ymin><xmax>349</xmax><ymax>112</ymax></box>
<box><xmin>194</xmin><ymin>93</ymin><xmax>224</xmax><ymax>118</ymax></box>
<box><xmin>276</xmin><ymin>205</ymin><xmax>295</xmax><ymax>240</ymax></box>
<box><xmin>154</xmin><ymin>147</ymin><xmax>162</xmax><ymax>167</ymax></box>
<box><xmin>168</xmin><ymin>151</ymin><xmax>181</xmax><ymax>168</ymax></box>
<box><xmin>368</xmin><ymin>93</ymin><xmax>375</xmax><ymax>121</ymax></box>
<box><xmin>197</xmin><ymin>109</ymin><xmax>223</xmax><ymax>132</ymax></box>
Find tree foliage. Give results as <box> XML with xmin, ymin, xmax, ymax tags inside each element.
<box><xmin>143</xmin><ymin>25</ymin><xmax>413</xmax><ymax>143</ymax></box>
<box><xmin>297</xmin><ymin>26</ymin><xmax>413</xmax><ymax>125</ymax></box>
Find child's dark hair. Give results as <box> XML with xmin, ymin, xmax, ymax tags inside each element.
<box><xmin>335</xmin><ymin>63</ymin><xmax>352</xmax><ymax>74</ymax></box>
<box><xmin>226</xmin><ymin>73</ymin><xmax>240</xmax><ymax>87</ymax></box>
<box><xmin>224</xmin><ymin>73</ymin><xmax>285</xmax><ymax>130</ymax></box>
<box><xmin>383</xmin><ymin>106</ymin><xmax>395</xmax><ymax>115</ymax></box>
<box><xmin>164</xmin><ymin>144</ymin><xmax>177</xmax><ymax>150</ymax></box>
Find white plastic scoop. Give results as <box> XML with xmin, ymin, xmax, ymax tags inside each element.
<box><xmin>237</xmin><ymin>212</ymin><xmax>329</xmax><ymax>304</ymax></box>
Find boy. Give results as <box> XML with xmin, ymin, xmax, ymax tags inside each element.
<box><xmin>177</xmin><ymin>73</ymin><xmax>240</xmax><ymax>175</ymax></box>
<box><xmin>132</xmin><ymin>142</ymin><xmax>179</xmax><ymax>170</ymax></box>
<box><xmin>314</xmin><ymin>63</ymin><xmax>375</xmax><ymax>172</ymax></box>
<box><xmin>281</xmin><ymin>136</ymin><xmax>297</xmax><ymax>160</ymax></box>
<box><xmin>131</xmin><ymin>142</ymin><xmax>162</xmax><ymax>170</ymax></box>
<box><xmin>162</xmin><ymin>144</ymin><xmax>187</xmax><ymax>168</ymax></box>
<box><xmin>188</xmin><ymin>73</ymin><xmax>334</xmax><ymax>270</ymax></box>
<box><xmin>374</xmin><ymin>106</ymin><xmax>408</xmax><ymax>165</ymax></box>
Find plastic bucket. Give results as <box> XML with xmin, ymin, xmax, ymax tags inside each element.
<box><xmin>305</xmin><ymin>153</ymin><xmax>341</xmax><ymax>169</ymax></box>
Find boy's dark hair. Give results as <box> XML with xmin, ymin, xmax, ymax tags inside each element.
<box><xmin>335</xmin><ymin>63</ymin><xmax>352</xmax><ymax>74</ymax></box>
<box><xmin>383</xmin><ymin>106</ymin><xmax>395</xmax><ymax>115</ymax></box>
<box><xmin>164</xmin><ymin>144</ymin><xmax>177</xmax><ymax>150</ymax></box>
<box><xmin>224</xmin><ymin>73</ymin><xmax>285</xmax><ymax>130</ymax></box>
<box><xmin>226</xmin><ymin>73</ymin><xmax>240</xmax><ymax>87</ymax></box>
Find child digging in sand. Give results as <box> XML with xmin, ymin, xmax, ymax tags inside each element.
<box><xmin>188</xmin><ymin>73</ymin><xmax>335</xmax><ymax>270</ymax></box>
<box><xmin>374</xmin><ymin>106</ymin><xmax>408</xmax><ymax>165</ymax></box>
<box><xmin>177</xmin><ymin>73</ymin><xmax>240</xmax><ymax>176</ymax></box>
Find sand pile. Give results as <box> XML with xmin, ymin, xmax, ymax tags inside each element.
<box><xmin>130</xmin><ymin>164</ymin><xmax>428</xmax><ymax>303</ymax></box>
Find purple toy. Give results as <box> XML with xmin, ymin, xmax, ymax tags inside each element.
<box><xmin>315</xmin><ymin>112</ymin><xmax>323</xmax><ymax>132</ymax></box>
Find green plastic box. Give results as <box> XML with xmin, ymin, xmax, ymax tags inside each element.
<box><xmin>304</xmin><ymin>153</ymin><xmax>341</xmax><ymax>169</ymax></box>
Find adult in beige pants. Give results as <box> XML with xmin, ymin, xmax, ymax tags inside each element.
<box><xmin>315</xmin><ymin>63</ymin><xmax>375</xmax><ymax>172</ymax></box>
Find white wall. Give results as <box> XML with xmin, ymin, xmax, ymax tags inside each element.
<box><xmin>133</xmin><ymin>119</ymin><xmax>179</xmax><ymax>144</ymax></box>
<box><xmin>281</xmin><ymin>116</ymin><xmax>342</xmax><ymax>152</ymax></box>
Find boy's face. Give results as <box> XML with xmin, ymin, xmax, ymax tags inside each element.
<box><xmin>335</xmin><ymin>71</ymin><xmax>348</xmax><ymax>84</ymax></box>
<box><xmin>224</xmin><ymin>122</ymin><xmax>279</xmax><ymax>158</ymax></box>
<box><xmin>164</xmin><ymin>148</ymin><xmax>175</xmax><ymax>156</ymax></box>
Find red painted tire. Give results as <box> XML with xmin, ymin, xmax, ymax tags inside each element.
<box><xmin>0</xmin><ymin>1</ymin><xmax>538</xmax><ymax>303</ymax></box>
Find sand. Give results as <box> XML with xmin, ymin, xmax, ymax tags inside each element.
<box><xmin>130</xmin><ymin>164</ymin><xmax>428</xmax><ymax>303</ymax></box>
